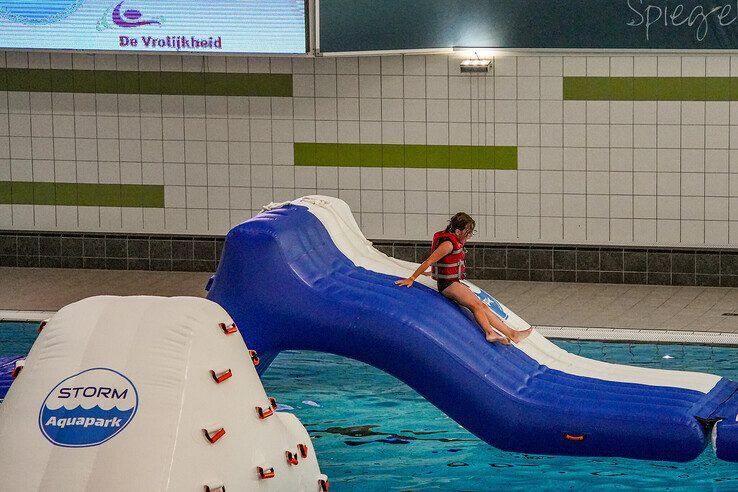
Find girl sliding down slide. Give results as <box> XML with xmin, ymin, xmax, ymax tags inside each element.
<box><xmin>395</xmin><ymin>213</ymin><xmax>532</xmax><ymax>344</ymax></box>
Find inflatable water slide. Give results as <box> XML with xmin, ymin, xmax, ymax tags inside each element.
<box><xmin>206</xmin><ymin>195</ymin><xmax>738</xmax><ymax>463</ymax></box>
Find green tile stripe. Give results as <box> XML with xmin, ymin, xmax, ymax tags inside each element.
<box><xmin>293</xmin><ymin>143</ymin><xmax>517</xmax><ymax>170</ymax></box>
<box><xmin>0</xmin><ymin>68</ymin><xmax>292</xmax><ymax>97</ymax></box>
<box><xmin>0</xmin><ymin>182</ymin><xmax>164</xmax><ymax>208</ymax></box>
<box><xmin>563</xmin><ymin>76</ymin><xmax>738</xmax><ymax>101</ymax></box>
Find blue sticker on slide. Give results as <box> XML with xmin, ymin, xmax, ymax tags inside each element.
<box><xmin>39</xmin><ymin>368</ymin><xmax>138</xmax><ymax>448</ymax></box>
<box><xmin>465</xmin><ymin>282</ymin><xmax>509</xmax><ymax>320</ymax></box>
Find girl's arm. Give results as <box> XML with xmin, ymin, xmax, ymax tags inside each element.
<box><xmin>395</xmin><ymin>241</ymin><xmax>453</xmax><ymax>287</ymax></box>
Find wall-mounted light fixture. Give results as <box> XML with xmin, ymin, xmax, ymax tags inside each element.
<box><xmin>460</xmin><ymin>58</ymin><xmax>492</xmax><ymax>73</ymax></box>
<box><xmin>459</xmin><ymin>50</ymin><xmax>492</xmax><ymax>73</ymax></box>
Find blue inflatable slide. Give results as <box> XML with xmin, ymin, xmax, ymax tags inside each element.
<box><xmin>206</xmin><ymin>196</ymin><xmax>738</xmax><ymax>463</ymax></box>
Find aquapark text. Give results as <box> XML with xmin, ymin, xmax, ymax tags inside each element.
<box><xmin>120</xmin><ymin>35</ymin><xmax>223</xmax><ymax>51</ymax></box>
<box><xmin>627</xmin><ymin>0</ymin><xmax>738</xmax><ymax>41</ymax></box>
<box><xmin>44</xmin><ymin>416</ymin><xmax>123</xmax><ymax>429</ymax></box>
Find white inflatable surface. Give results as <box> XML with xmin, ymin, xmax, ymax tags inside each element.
<box><xmin>0</xmin><ymin>296</ymin><xmax>327</xmax><ymax>491</ymax></box>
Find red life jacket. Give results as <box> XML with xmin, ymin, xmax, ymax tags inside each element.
<box><xmin>430</xmin><ymin>231</ymin><xmax>466</xmax><ymax>280</ymax></box>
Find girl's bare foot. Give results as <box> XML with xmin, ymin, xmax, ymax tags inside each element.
<box><xmin>509</xmin><ymin>327</ymin><xmax>533</xmax><ymax>344</ymax></box>
<box><xmin>485</xmin><ymin>332</ymin><xmax>511</xmax><ymax>345</ymax></box>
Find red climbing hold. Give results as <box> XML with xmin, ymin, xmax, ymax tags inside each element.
<box><xmin>204</xmin><ymin>485</ymin><xmax>225</xmax><ymax>492</ymax></box>
<box><xmin>297</xmin><ymin>443</ymin><xmax>309</xmax><ymax>458</ymax></box>
<box><xmin>203</xmin><ymin>427</ymin><xmax>226</xmax><ymax>444</ymax></box>
<box><xmin>37</xmin><ymin>320</ymin><xmax>47</xmax><ymax>333</ymax></box>
<box><xmin>256</xmin><ymin>405</ymin><xmax>274</xmax><ymax>419</ymax></box>
<box><xmin>210</xmin><ymin>369</ymin><xmax>233</xmax><ymax>384</ymax></box>
<box><xmin>249</xmin><ymin>350</ymin><xmax>260</xmax><ymax>366</ymax></box>
<box><xmin>10</xmin><ymin>365</ymin><xmax>22</xmax><ymax>379</ymax></box>
<box><xmin>257</xmin><ymin>466</ymin><xmax>275</xmax><ymax>479</ymax></box>
<box><xmin>319</xmin><ymin>478</ymin><xmax>330</xmax><ymax>491</ymax></box>
<box><xmin>269</xmin><ymin>396</ymin><xmax>277</xmax><ymax>409</ymax></box>
<box><xmin>564</xmin><ymin>433</ymin><xmax>586</xmax><ymax>441</ymax></box>
<box><xmin>286</xmin><ymin>450</ymin><xmax>299</xmax><ymax>465</ymax></box>
<box><xmin>219</xmin><ymin>322</ymin><xmax>238</xmax><ymax>335</ymax></box>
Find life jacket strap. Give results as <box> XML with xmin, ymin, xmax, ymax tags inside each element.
<box><xmin>431</xmin><ymin>261</ymin><xmax>463</xmax><ymax>267</ymax></box>
<box><xmin>432</xmin><ymin>273</ymin><xmax>466</xmax><ymax>280</ymax></box>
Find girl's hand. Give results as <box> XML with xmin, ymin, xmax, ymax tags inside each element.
<box><xmin>395</xmin><ymin>277</ymin><xmax>415</xmax><ymax>287</ymax></box>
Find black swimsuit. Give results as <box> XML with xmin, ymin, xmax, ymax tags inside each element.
<box><xmin>437</xmin><ymin>278</ymin><xmax>459</xmax><ymax>293</ymax></box>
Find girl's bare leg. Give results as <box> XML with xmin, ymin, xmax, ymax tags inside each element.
<box><xmin>441</xmin><ymin>282</ymin><xmax>510</xmax><ymax>344</ymax></box>
<box><xmin>482</xmin><ymin>308</ymin><xmax>532</xmax><ymax>344</ymax></box>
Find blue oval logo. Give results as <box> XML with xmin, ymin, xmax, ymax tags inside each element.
<box><xmin>39</xmin><ymin>368</ymin><xmax>138</xmax><ymax>448</ymax></box>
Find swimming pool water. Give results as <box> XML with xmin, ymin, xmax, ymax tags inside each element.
<box><xmin>2</xmin><ymin>321</ymin><xmax>738</xmax><ymax>490</ymax></box>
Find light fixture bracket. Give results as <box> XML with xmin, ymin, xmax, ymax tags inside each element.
<box><xmin>460</xmin><ymin>58</ymin><xmax>491</xmax><ymax>73</ymax></box>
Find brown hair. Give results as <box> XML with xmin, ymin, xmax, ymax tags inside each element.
<box><xmin>445</xmin><ymin>212</ymin><xmax>475</xmax><ymax>234</ymax></box>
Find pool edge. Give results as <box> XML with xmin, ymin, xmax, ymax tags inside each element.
<box><xmin>2</xmin><ymin>311</ymin><xmax>737</xmax><ymax>347</ymax></box>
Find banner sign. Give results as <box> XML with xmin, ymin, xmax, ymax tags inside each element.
<box><xmin>0</xmin><ymin>0</ymin><xmax>306</xmax><ymax>54</ymax></box>
<box><xmin>319</xmin><ymin>0</ymin><xmax>738</xmax><ymax>52</ymax></box>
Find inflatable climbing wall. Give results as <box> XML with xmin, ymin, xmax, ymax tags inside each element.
<box><xmin>0</xmin><ymin>296</ymin><xmax>328</xmax><ymax>491</ymax></box>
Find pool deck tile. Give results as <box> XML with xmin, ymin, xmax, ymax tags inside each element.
<box><xmin>0</xmin><ymin>268</ymin><xmax>737</xmax><ymax>334</ymax></box>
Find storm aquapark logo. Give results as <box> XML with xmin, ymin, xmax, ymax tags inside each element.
<box><xmin>0</xmin><ymin>0</ymin><xmax>85</xmax><ymax>24</ymax></box>
<box><xmin>39</xmin><ymin>368</ymin><xmax>138</xmax><ymax>448</ymax></box>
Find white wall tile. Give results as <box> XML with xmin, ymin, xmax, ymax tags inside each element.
<box><xmin>705</xmin><ymin>221</ymin><xmax>728</xmax><ymax>244</ymax></box>
<box><xmin>563</xmin><ymin>217</ymin><xmax>585</xmax><ymax>241</ymax></box>
<box><xmin>706</xmin><ymin>149</ymin><xmax>729</xmax><ymax>172</ymax></box>
<box><xmin>315</xmin><ymin>75</ymin><xmax>337</xmax><ymax>98</ymax></box>
<box><xmin>540</xmin><ymin>57</ymin><xmax>562</xmax><ymax>76</ymax></box>
<box><xmin>381</xmin><ymin>99</ymin><xmax>404</xmax><ymax>122</ymax></box>
<box><xmin>610</xmin><ymin>196</ymin><xmax>633</xmax><ymax>218</ymax></box>
<box><xmin>705</xmin><ymin>197</ymin><xmax>728</xmax><ymax>220</ymax></box>
<box><xmin>610</xmin><ymin>57</ymin><xmax>633</xmax><ymax>76</ymax></box>
<box><xmin>657</xmin><ymin>57</ymin><xmax>681</xmax><ymax>76</ymax></box>
<box><xmin>633</xmin><ymin>101</ymin><xmax>657</xmax><ymax>124</ymax></box>
<box><xmin>656</xmin><ymin>219</ymin><xmax>680</xmax><ymax>243</ymax></box>
<box><xmin>563</xmin><ymin>57</ymin><xmax>586</xmax><ymax>76</ymax></box>
<box><xmin>333</xmin><ymin>57</ymin><xmax>357</xmax><ymax>76</ymax></box>
<box><xmin>494</xmin><ymin>77</ymin><xmax>516</xmax><ymax>100</ymax></box>
<box><xmin>586</xmin><ymin>57</ymin><xmax>609</xmax><ymax>76</ymax></box>
<box><xmin>657</xmin><ymin>102</ymin><xmax>681</xmax><ymax>124</ymax></box>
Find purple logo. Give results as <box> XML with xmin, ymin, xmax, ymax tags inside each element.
<box><xmin>112</xmin><ymin>1</ymin><xmax>160</xmax><ymax>28</ymax></box>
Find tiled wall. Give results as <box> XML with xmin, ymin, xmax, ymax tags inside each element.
<box><xmin>0</xmin><ymin>231</ymin><xmax>222</xmax><ymax>271</ymax></box>
<box><xmin>3</xmin><ymin>229</ymin><xmax>737</xmax><ymax>287</ymax></box>
<box><xmin>4</xmin><ymin>50</ymin><xmax>738</xmax><ymax>250</ymax></box>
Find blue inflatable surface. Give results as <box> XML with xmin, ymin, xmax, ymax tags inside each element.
<box><xmin>207</xmin><ymin>201</ymin><xmax>738</xmax><ymax>462</ymax></box>
<box><xmin>0</xmin><ymin>356</ymin><xmax>23</xmax><ymax>402</ymax></box>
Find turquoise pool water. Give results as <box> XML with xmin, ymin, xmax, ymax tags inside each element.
<box><xmin>3</xmin><ymin>321</ymin><xmax>738</xmax><ymax>490</ymax></box>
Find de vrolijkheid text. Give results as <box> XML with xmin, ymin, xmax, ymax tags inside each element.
<box><xmin>119</xmin><ymin>35</ymin><xmax>222</xmax><ymax>51</ymax></box>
